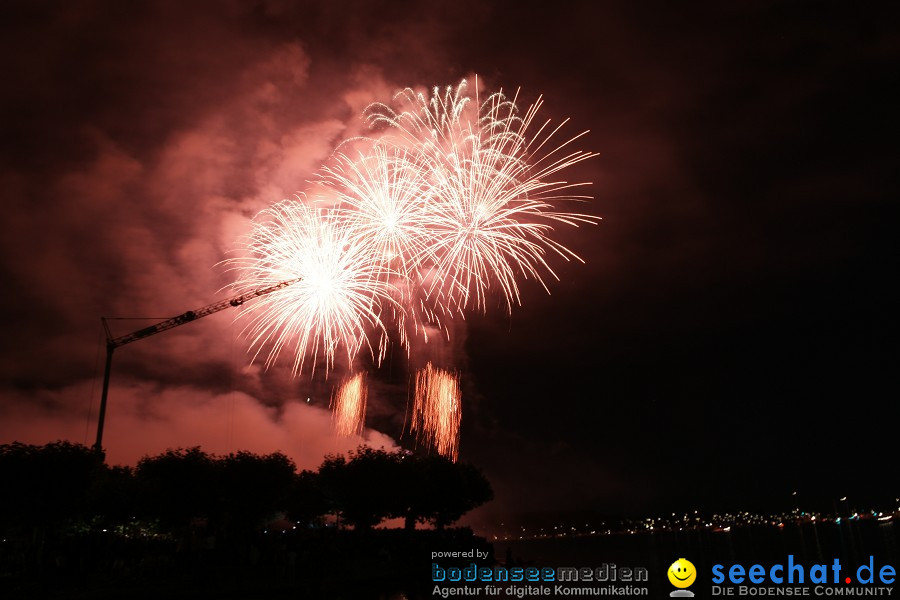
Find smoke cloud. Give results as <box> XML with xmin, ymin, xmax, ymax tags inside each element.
<box><xmin>0</xmin><ymin>2</ymin><xmax>442</xmax><ymax>465</ymax></box>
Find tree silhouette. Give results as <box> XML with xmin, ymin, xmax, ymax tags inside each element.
<box><xmin>133</xmin><ymin>448</ymin><xmax>296</xmax><ymax>538</ymax></box>
<box><xmin>421</xmin><ymin>457</ymin><xmax>493</xmax><ymax>529</ymax></box>
<box><xmin>87</xmin><ymin>463</ymin><xmax>137</xmax><ymax>526</ymax></box>
<box><xmin>395</xmin><ymin>453</ymin><xmax>493</xmax><ymax>530</ymax></box>
<box><xmin>134</xmin><ymin>447</ymin><xmax>219</xmax><ymax>533</ymax></box>
<box><xmin>217</xmin><ymin>450</ymin><xmax>295</xmax><ymax>536</ymax></box>
<box><xmin>318</xmin><ymin>447</ymin><xmax>403</xmax><ymax>530</ymax></box>
<box><xmin>0</xmin><ymin>441</ymin><xmax>102</xmax><ymax>535</ymax></box>
<box><xmin>0</xmin><ymin>442</ymin><xmax>494</xmax><ymax>541</ymax></box>
<box><xmin>315</xmin><ymin>447</ymin><xmax>493</xmax><ymax>530</ymax></box>
<box><xmin>287</xmin><ymin>469</ymin><xmax>331</xmax><ymax>527</ymax></box>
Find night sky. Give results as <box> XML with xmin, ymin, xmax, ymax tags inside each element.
<box><xmin>1</xmin><ymin>1</ymin><xmax>897</xmax><ymax>528</ymax></box>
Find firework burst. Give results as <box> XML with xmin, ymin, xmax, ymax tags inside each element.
<box><xmin>317</xmin><ymin>143</ymin><xmax>448</xmax><ymax>347</ymax></box>
<box><xmin>228</xmin><ymin>79</ymin><xmax>596</xmax><ymax>454</ymax></box>
<box><xmin>319</xmin><ymin>144</ymin><xmax>432</xmax><ymax>277</ymax></box>
<box><xmin>367</xmin><ymin>79</ymin><xmax>599</xmax><ymax>314</ymax></box>
<box><xmin>228</xmin><ymin>199</ymin><xmax>396</xmax><ymax>375</ymax></box>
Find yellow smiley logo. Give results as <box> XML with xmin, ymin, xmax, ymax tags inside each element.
<box><xmin>668</xmin><ymin>558</ymin><xmax>696</xmax><ymax>588</ymax></box>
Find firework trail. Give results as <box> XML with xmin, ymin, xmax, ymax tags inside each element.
<box><xmin>411</xmin><ymin>363</ymin><xmax>462</xmax><ymax>461</ymax></box>
<box><xmin>228</xmin><ymin>199</ymin><xmax>396</xmax><ymax>376</ymax></box>
<box><xmin>366</xmin><ymin>79</ymin><xmax>599</xmax><ymax>314</ymax></box>
<box><xmin>331</xmin><ymin>372</ymin><xmax>368</xmax><ymax>436</ymax></box>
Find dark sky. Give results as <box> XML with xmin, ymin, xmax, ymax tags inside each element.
<box><xmin>1</xmin><ymin>0</ymin><xmax>897</xmax><ymax>527</ymax></box>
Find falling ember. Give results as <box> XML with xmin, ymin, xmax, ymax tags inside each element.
<box><xmin>332</xmin><ymin>372</ymin><xmax>368</xmax><ymax>437</ymax></box>
<box><xmin>411</xmin><ymin>363</ymin><xmax>462</xmax><ymax>461</ymax></box>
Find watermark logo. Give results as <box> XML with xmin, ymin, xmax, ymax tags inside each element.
<box><xmin>669</xmin><ymin>558</ymin><xmax>697</xmax><ymax>597</ymax></box>
<box><xmin>710</xmin><ymin>555</ymin><xmax>896</xmax><ymax>595</ymax></box>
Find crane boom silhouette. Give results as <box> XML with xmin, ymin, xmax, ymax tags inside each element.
<box><xmin>93</xmin><ymin>279</ymin><xmax>297</xmax><ymax>454</ymax></box>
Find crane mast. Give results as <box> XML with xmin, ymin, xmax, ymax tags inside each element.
<box><xmin>93</xmin><ymin>279</ymin><xmax>297</xmax><ymax>455</ymax></box>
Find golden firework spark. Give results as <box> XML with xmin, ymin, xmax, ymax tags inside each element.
<box><xmin>331</xmin><ymin>372</ymin><xmax>368</xmax><ymax>437</ymax></box>
<box><xmin>411</xmin><ymin>362</ymin><xmax>462</xmax><ymax>461</ymax></box>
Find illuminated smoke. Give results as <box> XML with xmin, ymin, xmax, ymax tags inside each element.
<box><xmin>331</xmin><ymin>372</ymin><xmax>368</xmax><ymax>437</ymax></box>
<box><xmin>411</xmin><ymin>362</ymin><xmax>462</xmax><ymax>461</ymax></box>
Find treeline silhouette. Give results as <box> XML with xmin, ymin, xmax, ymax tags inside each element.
<box><xmin>0</xmin><ymin>441</ymin><xmax>493</xmax><ymax>599</ymax></box>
